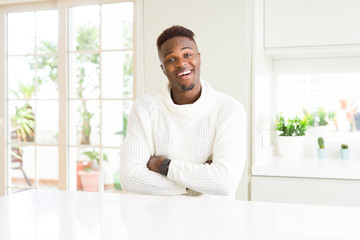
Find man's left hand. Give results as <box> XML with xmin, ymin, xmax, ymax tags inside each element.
<box><xmin>147</xmin><ymin>156</ymin><xmax>167</xmax><ymax>172</ymax></box>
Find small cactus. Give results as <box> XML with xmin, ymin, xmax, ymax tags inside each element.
<box><xmin>341</xmin><ymin>144</ymin><xmax>348</xmax><ymax>149</ymax></box>
<box><xmin>318</xmin><ymin>137</ymin><xmax>325</xmax><ymax>149</ymax></box>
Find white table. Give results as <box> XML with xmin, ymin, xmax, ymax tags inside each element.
<box><xmin>1</xmin><ymin>190</ymin><xmax>360</xmax><ymax>240</ymax></box>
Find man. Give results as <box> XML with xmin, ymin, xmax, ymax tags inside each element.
<box><xmin>120</xmin><ymin>25</ymin><xmax>246</xmax><ymax>199</ymax></box>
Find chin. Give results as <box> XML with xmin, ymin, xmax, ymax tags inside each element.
<box><xmin>181</xmin><ymin>83</ymin><xmax>195</xmax><ymax>91</ymax></box>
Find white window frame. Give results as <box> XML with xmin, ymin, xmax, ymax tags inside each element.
<box><xmin>0</xmin><ymin>0</ymin><xmax>143</xmax><ymax>196</ymax></box>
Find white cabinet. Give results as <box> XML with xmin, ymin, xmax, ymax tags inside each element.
<box><xmin>265</xmin><ymin>0</ymin><xmax>360</xmax><ymax>49</ymax></box>
<box><xmin>251</xmin><ymin>176</ymin><xmax>360</xmax><ymax>207</ymax></box>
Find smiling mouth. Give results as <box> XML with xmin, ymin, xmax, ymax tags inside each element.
<box><xmin>177</xmin><ymin>70</ymin><xmax>192</xmax><ymax>77</ymax></box>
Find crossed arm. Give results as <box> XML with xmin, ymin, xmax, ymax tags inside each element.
<box><xmin>119</xmin><ymin>105</ymin><xmax>246</xmax><ymax>196</ymax></box>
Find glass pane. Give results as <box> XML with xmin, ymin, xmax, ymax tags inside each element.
<box><xmin>102</xmin><ymin>101</ymin><xmax>131</xmax><ymax>147</ymax></box>
<box><xmin>69</xmin><ymin>100</ymin><xmax>100</xmax><ymax>146</ymax></box>
<box><xmin>36</xmin><ymin>101</ymin><xmax>58</xmax><ymax>144</ymax></box>
<box><xmin>102</xmin><ymin>52</ymin><xmax>133</xmax><ymax>98</ymax></box>
<box><xmin>68</xmin><ymin>5</ymin><xmax>100</xmax><ymax>51</ymax></box>
<box><xmin>37</xmin><ymin>146</ymin><xmax>58</xmax><ymax>188</ymax></box>
<box><xmin>9</xmin><ymin>145</ymin><xmax>35</xmax><ymax>187</ymax></box>
<box><xmin>37</xmin><ymin>56</ymin><xmax>58</xmax><ymax>99</ymax></box>
<box><xmin>70</xmin><ymin>147</ymin><xmax>101</xmax><ymax>192</ymax></box>
<box><xmin>103</xmin><ymin>149</ymin><xmax>121</xmax><ymax>192</ymax></box>
<box><xmin>69</xmin><ymin>53</ymin><xmax>100</xmax><ymax>99</ymax></box>
<box><xmin>7</xmin><ymin>12</ymin><xmax>35</xmax><ymax>55</ymax></box>
<box><xmin>8</xmin><ymin>56</ymin><xmax>35</xmax><ymax>100</ymax></box>
<box><xmin>8</xmin><ymin>100</ymin><xmax>36</xmax><ymax>143</ymax></box>
<box><xmin>36</xmin><ymin>10</ymin><xmax>58</xmax><ymax>54</ymax></box>
<box><xmin>277</xmin><ymin>73</ymin><xmax>360</xmax><ymax>132</ymax></box>
<box><xmin>101</xmin><ymin>3</ymin><xmax>133</xmax><ymax>49</ymax></box>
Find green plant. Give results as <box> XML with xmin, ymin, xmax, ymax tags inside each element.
<box><xmin>341</xmin><ymin>144</ymin><xmax>349</xmax><ymax>149</ymax></box>
<box><xmin>303</xmin><ymin>109</ymin><xmax>315</xmax><ymax>127</ymax></box>
<box><xmin>317</xmin><ymin>107</ymin><xmax>328</xmax><ymax>126</ymax></box>
<box><xmin>10</xmin><ymin>82</ymin><xmax>35</xmax><ymax>99</ymax></box>
<box><xmin>303</xmin><ymin>108</ymin><xmax>336</xmax><ymax>127</ymax></box>
<box><xmin>275</xmin><ymin>113</ymin><xmax>307</xmax><ymax>136</ymax></box>
<box><xmin>115</xmin><ymin>114</ymin><xmax>128</xmax><ymax>137</ymax></box>
<box><xmin>318</xmin><ymin>137</ymin><xmax>325</xmax><ymax>149</ymax></box>
<box><xmin>82</xmin><ymin>150</ymin><xmax>108</xmax><ymax>170</ymax></box>
<box><xmin>11</xmin><ymin>104</ymin><xmax>35</xmax><ymax>142</ymax></box>
<box><xmin>76</xmin><ymin>24</ymin><xmax>100</xmax><ymax>145</ymax></box>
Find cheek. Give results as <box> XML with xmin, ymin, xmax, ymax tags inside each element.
<box><xmin>192</xmin><ymin>58</ymin><xmax>200</xmax><ymax>67</ymax></box>
<box><xmin>164</xmin><ymin>66</ymin><xmax>174</xmax><ymax>75</ymax></box>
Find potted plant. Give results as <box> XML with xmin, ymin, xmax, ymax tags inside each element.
<box><xmin>275</xmin><ymin>113</ymin><xmax>307</xmax><ymax>159</ymax></box>
<box><xmin>340</xmin><ymin>144</ymin><xmax>350</xmax><ymax>159</ymax></box>
<box><xmin>340</xmin><ymin>144</ymin><xmax>350</xmax><ymax>168</ymax></box>
<box><xmin>317</xmin><ymin>137</ymin><xmax>327</xmax><ymax>158</ymax></box>
<box><xmin>317</xmin><ymin>137</ymin><xmax>327</xmax><ymax>167</ymax></box>
<box><xmin>10</xmin><ymin>104</ymin><xmax>35</xmax><ymax>186</ymax></box>
<box><xmin>78</xmin><ymin>150</ymin><xmax>108</xmax><ymax>192</ymax></box>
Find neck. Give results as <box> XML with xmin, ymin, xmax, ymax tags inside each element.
<box><xmin>171</xmin><ymin>84</ymin><xmax>202</xmax><ymax>105</ymax></box>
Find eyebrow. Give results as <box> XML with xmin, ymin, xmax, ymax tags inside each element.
<box><xmin>163</xmin><ymin>47</ymin><xmax>194</xmax><ymax>58</ymax></box>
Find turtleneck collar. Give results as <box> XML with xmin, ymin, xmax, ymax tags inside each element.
<box><xmin>160</xmin><ymin>80</ymin><xmax>215</xmax><ymax>118</ymax></box>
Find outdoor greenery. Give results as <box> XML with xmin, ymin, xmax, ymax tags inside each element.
<box><xmin>82</xmin><ymin>150</ymin><xmax>108</xmax><ymax>171</ymax></box>
<box><xmin>11</xmin><ymin>105</ymin><xmax>35</xmax><ymax>142</ymax></box>
<box><xmin>10</xmin><ymin>38</ymin><xmax>58</xmax><ymax>142</ymax></box>
<box><xmin>303</xmin><ymin>107</ymin><xmax>336</xmax><ymax>127</ymax></box>
<box><xmin>275</xmin><ymin>113</ymin><xmax>307</xmax><ymax>136</ymax></box>
<box><xmin>115</xmin><ymin>114</ymin><xmax>128</xmax><ymax>137</ymax></box>
<box><xmin>76</xmin><ymin>24</ymin><xmax>99</xmax><ymax>145</ymax></box>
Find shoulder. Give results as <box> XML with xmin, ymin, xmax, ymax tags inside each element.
<box><xmin>214</xmin><ymin>91</ymin><xmax>246</xmax><ymax>121</ymax></box>
<box><xmin>132</xmin><ymin>91</ymin><xmax>161</xmax><ymax>114</ymax></box>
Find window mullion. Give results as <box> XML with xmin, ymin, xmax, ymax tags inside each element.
<box><xmin>99</xmin><ymin>4</ymin><xmax>104</xmax><ymax>193</ymax></box>
<box><xmin>34</xmin><ymin>12</ymin><xmax>39</xmax><ymax>189</ymax></box>
<box><xmin>0</xmin><ymin>10</ymin><xmax>8</xmax><ymax>196</ymax></box>
<box><xmin>57</xmin><ymin>2</ymin><xmax>69</xmax><ymax>191</ymax></box>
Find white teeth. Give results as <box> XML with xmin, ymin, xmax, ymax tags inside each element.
<box><xmin>178</xmin><ymin>70</ymin><xmax>191</xmax><ymax>76</ymax></box>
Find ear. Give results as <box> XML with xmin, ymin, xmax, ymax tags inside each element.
<box><xmin>198</xmin><ymin>52</ymin><xmax>201</xmax><ymax>65</ymax></box>
<box><xmin>160</xmin><ymin>64</ymin><xmax>166</xmax><ymax>75</ymax></box>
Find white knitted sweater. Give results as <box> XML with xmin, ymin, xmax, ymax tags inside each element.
<box><xmin>120</xmin><ymin>80</ymin><xmax>246</xmax><ymax>199</ymax></box>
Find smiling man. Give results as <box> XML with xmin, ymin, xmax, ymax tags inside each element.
<box><xmin>120</xmin><ymin>25</ymin><xmax>246</xmax><ymax>199</ymax></box>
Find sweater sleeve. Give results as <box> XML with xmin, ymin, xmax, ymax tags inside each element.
<box><xmin>119</xmin><ymin>100</ymin><xmax>187</xmax><ymax>196</ymax></box>
<box><xmin>166</xmin><ymin>103</ymin><xmax>246</xmax><ymax>196</ymax></box>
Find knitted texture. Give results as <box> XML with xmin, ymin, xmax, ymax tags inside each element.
<box><xmin>120</xmin><ymin>81</ymin><xmax>246</xmax><ymax>198</ymax></box>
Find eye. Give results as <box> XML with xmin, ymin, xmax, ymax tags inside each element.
<box><xmin>166</xmin><ymin>58</ymin><xmax>175</xmax><ymax>63</ymax></box>
<box><xmin>184</xmin><ymin>53</ymin><xmax>192</xmax><ymax>58</ymax></box>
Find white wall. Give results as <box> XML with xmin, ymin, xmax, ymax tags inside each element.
<box><xmin>142</xmin><ymin>0</ymin><xmax>252</xmax><ymax>200</ymax></box>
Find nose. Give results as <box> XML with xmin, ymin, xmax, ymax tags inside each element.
<box><xmin>176</xmin><ymin>57</ymin><xmax>187</xmax><ymax>68</ymax></box>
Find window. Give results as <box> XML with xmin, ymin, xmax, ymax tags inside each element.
<box><xmin>7</xmin><ymin>10</ymin><xmax>59</xmax><ymax>192</ymax></box>
<box><xmin>1</xmin><ymin>0</ymin><xmax>135</xmax><ymax>195</ymax></box>
<box><xmin>253</xmin><ymin>57</ymin><xmax>360</xmax><ymax>179</ymax></box>
<box><xmin>67</xmin><ymin>3</ymin><xmax>133</xmax><ymax>192</ymax></box>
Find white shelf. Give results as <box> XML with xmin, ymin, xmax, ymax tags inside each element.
<box><xmin>253</xmin><ymin>155</ymin><xmax>360</xmax><ymax>180</ymax></box>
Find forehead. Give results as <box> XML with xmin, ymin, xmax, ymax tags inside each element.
<box><xmin>159</xmin><ymin>36</ymin><xmax>197</xmax><ymax>56</ymax></box>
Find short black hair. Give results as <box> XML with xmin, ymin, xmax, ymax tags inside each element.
<box><xmin>157</xmin><ymin>25</ymin><xmax>196</xmax><ymax>50</ymax></box>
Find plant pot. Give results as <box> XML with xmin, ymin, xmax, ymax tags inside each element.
<box><xmin>317</xmin><ymin>148</ymin><xmax>327</xmax><ymax>168</ymax></box>
<box><xmin>340</xmin><ymin>149</ymin><xmax>350</xmax><ymax>159</ymax></box>
<box><xmin>78</xmin><ymin>170</ymin><xmax>99</xmax><ymax>192</ymax></box>
<box><xmin>277</xmin><ymin>136</ymin><xmax>305</xmax><ymax>159</ymax></box>
<box><xmin>76</xmin><ymin>161</ymin><xmax>91</xmax><ymax>190</ymax></box>
<box><xmin>317</xmin><ymin>148</ymin><xmax>327</xmax><ymax>159</ymax></box>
